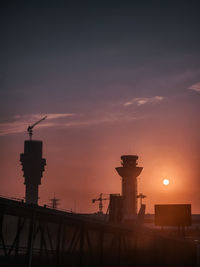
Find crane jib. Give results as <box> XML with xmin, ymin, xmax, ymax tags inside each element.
<box><xmin>27</xmin><ymin>116</ymin><xmax>47</xmax><ymax>140</ymax></box>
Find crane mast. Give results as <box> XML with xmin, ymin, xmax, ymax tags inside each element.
<box><xmin>92</xmin><ymin>193</ymin><xmax>109</xmax><ymax>213</ymax></box>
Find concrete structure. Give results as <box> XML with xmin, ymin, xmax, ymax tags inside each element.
<box><xmin>109</xmin><ymin>194</ymin><xmax>123</xmax><ymax>223</ymax></box>
<box><xmin>20</xmin><ymin>140</ymin><xmax>46</xmax><ymax>204</ymax></box>
<box><xmin>116</xmin><ymin>155</ymin><xmax>143</xmax><ymax>220</ymax></box>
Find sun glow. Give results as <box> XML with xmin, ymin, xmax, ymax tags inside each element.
<box><xmin>163</xmin><ymin>179</ymin><xmax>169</xmax><ymax>186</ymax></box>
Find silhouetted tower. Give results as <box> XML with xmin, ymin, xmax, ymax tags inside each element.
<box><xmin>49</xmin><ymin>194</ymin><xmax>60</xmax><ymax>209</ymax></box>
<box><xmin>20</xmin><ymin>117</ymin><xmax>47</xmax><ymax>205</ymax></box>
<box><xmin>116</xmin><ymin>155</ymin><xmax>143</xmax><ymax>220</ymax></box>
<box><xmin>20</xmin><ymin>140</ymin><xmax>46</xmax><ymax>204</ymax></box>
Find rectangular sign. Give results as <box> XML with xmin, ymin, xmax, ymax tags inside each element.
<box><xmin>155</xmin><ymin>204</ymin><xmax>191</xmax><ymax>226</ymax></box>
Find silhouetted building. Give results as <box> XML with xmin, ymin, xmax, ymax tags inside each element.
<box><xmin>136</xmin><ymin>204</ymin><xmax>146</xmax><ymax>224</ymax></box>
<box><xmin>116</xmin><ymin>155</ymin><xmax>143</xmax><ymax>221</ymax></box>
<box><xmin>20</xmin><ymin>140</ymin><xmax>46</xmax><ymax>204</ymax></box>
<box><xmin>109</xmin><ymin>194</ymin><xmax>123</xmax><ymax>223</ymax></box>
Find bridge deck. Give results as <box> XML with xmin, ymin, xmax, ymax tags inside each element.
<box><xmin>0</xmin><ymin>197</ymin><xmax>197</xmax><ymax>267</ymax></box>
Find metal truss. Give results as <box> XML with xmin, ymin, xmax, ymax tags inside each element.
<box><xmin>0</xmin><ymin>197</ymin><xmax>134</xmax><ymax>267</ymax></box>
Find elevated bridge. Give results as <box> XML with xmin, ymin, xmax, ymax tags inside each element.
<box><xmin>0</xmin><ymin>197</ymin><xmax>196</xmax><ymax>267</ymax></box>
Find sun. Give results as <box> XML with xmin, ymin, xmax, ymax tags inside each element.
<box><xmin>163</xmin><ymin>179</ymin><xmax>169</xmax><ymax>186</ymax></box>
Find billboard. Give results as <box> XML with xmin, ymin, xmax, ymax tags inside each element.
<box><xmin>155</xmin><ymin>204</ymin><xmax>191</xmax><ymax>226</ymax></box>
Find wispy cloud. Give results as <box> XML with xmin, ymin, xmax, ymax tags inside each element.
<box><xmin>0</xmin><ymin>113</ymin><xmax>74</xmax><ymax>136</ymax></box>
<box><xmin>62</xmin><ymin>113</ymin><xmax>139</xmax><ymax>128</ymax></box>
<box><xmin>14</xmin><ymin>113</ymin><xmax>74</xmax><ymax>120</ymax></box>
<box><xmin>188</xmin><ymin>82</ymin><xmax>200</xmax><ymax>93</ymax></box>
<box><xmin>0</xmin><ymin>111</ymin><xmax>139</xmax><ymax>136</ymax></box>
<box><xmin>124</xmin><ymin>96</ymin><xmax>164</xmax><ymax>107</ymax></box>
<box><xmin>0</xmin><ymin>95</ymin><xmax>163</xmax><ymax>137</ymax></box>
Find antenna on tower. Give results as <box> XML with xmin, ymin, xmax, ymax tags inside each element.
<box><xmin>27</xmin><ymin>115</ymin><xmax>47</xmax><ymax>140</ymax></box>
<box><xmin>49</xmin><ymin>193</ymin><xmax>60</xmax><ymax>209</ymax></box>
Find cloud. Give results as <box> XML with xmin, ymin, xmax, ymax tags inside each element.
<box><xmin>1</xmin><ymin>94</ymin><xmax>163</xmax><ymax>137</ymax></box>
<box><xmin>62</xmin><ymin>113</ymin><xmax>138</xmax><ymax>128</ymax></box>
<box><xmin>14</xmin><ymin>113</ymin><xmax>74</xmax><ymax>120</ymax></box>
<box><xmin>0</xmin><ymin>113</ymin><xmax>74</xmax><ymax>136</ymax></box>
<box><xmin>0</xmin><ymin>110</ymin><xmax>139</xmax><ymax>136</ymax></box>
<box><xmin>124</xmin><ymin>96</ymin><xmax>164</xmax><ymax>107</ymax></box>
<box><xmin>188</xmin><ymin>82</ymin><xmax>200</xmax><ymax>92</ymax></box>
<box><xmin>43</xmin><ymin>113</ymin><xmax>74</xmax><ymax>120</ymax></box>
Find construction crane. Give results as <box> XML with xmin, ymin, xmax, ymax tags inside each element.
<box><xmin>27</xmin><ymin>116</ymin><xmax>47</xmax><ymax>140</ymax></box>
<box><xmin>137</xmin><ymin>193</ymin><xmax>146</xmax><ymax>208</ymax></box>
<box><xmin>92</xmin><ymin>193</ymin><xmax>109</xmax><ymax>214</ymax></box>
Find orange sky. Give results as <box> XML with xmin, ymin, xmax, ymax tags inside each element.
<box><xmin>0</xmin><ymin>99</ymin><xmax>200</xmax><ymax>214</ymax></box>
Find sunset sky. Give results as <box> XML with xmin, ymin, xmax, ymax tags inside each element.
<box><xmin>1</xmin><ymin>1</ymin><xmax>200</xmax><ymax>214</ymax></box>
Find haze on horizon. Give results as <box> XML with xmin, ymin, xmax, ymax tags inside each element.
<box><xmin>1</xmin><ymin>1</ymin><xmax>200</xmax><ymax>214</ymax></box>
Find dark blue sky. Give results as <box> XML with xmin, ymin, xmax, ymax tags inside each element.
<box><xmin>1</xmin><ymin>1</ymin><xmax>200</xmax><ymax>114</ymax></box>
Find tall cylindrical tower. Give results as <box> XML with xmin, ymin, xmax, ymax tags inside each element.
<box><xmin>116</xmin><ymin>155</ymin><xmax>143</xmax><ymax>220</ymax></box>
<box><xmin>20</xmin><ymin>140</ymin><xmax>46</xmax><ymax>204</ymax></box>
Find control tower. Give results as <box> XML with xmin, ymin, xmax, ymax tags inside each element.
<box><xmin>116</xmin><ymin>155</ymin><xmax>143</xmax><ymax>220</ymax></box>
<box><xmin>20</xmin><ymin>140</ymin><xmax>46</xmax><ymax>204</ymax></box>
